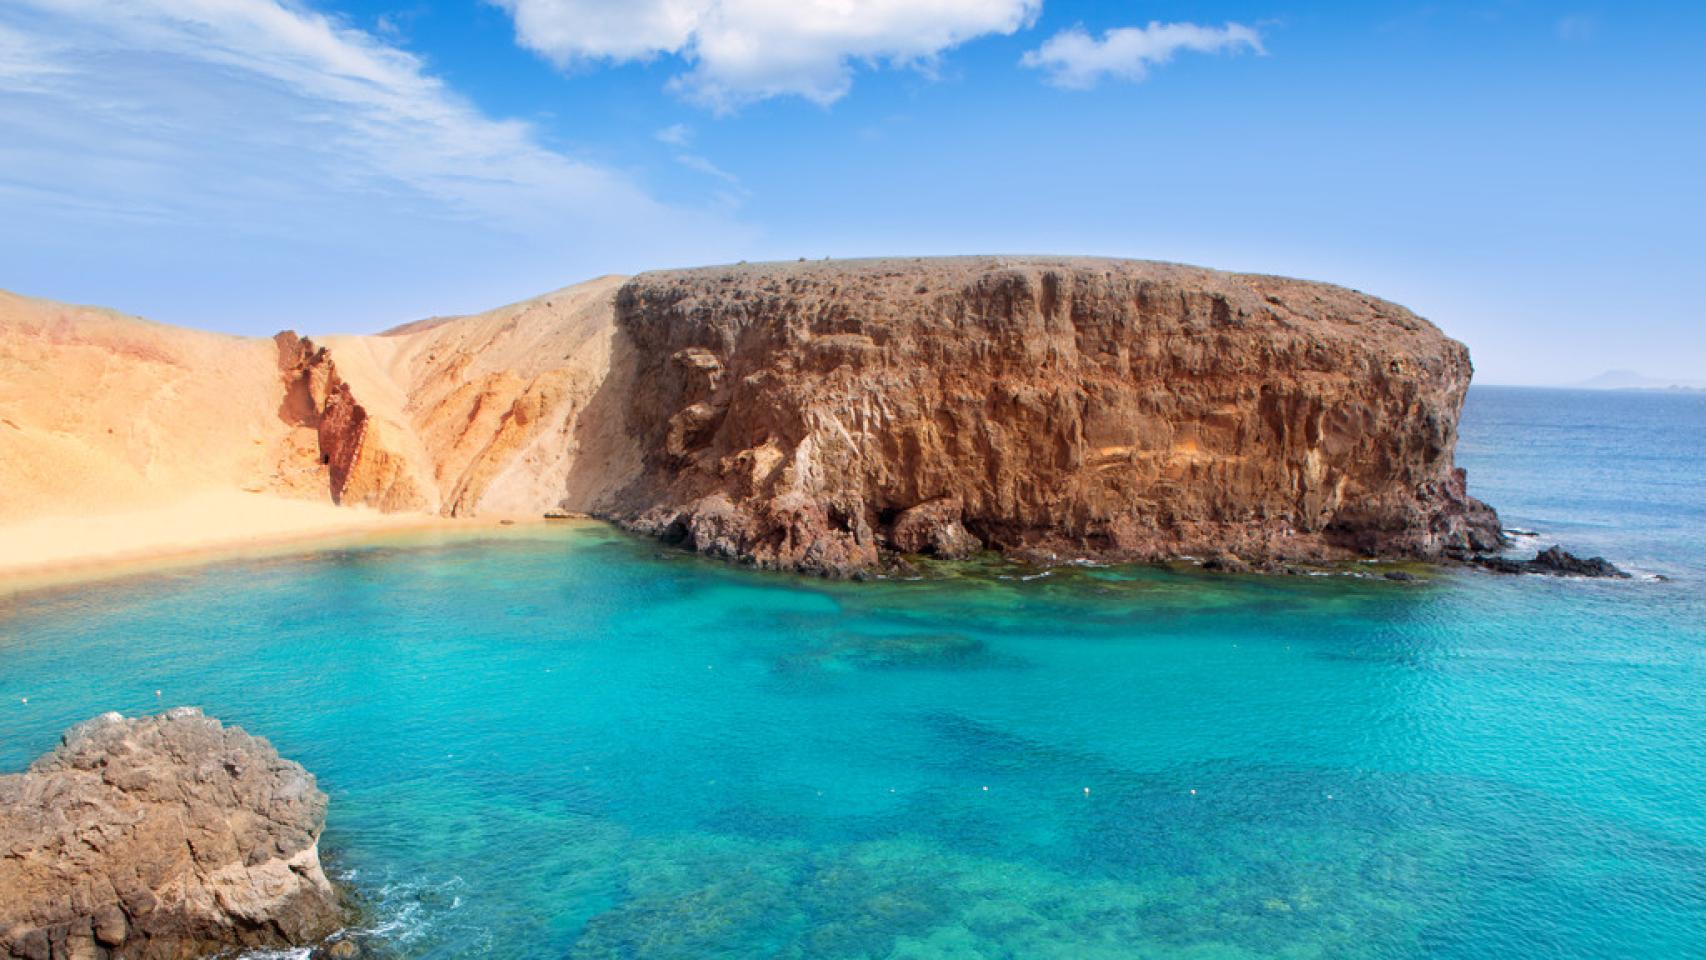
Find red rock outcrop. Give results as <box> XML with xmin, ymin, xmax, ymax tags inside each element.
<box><xmin>604</xmin><ymin>257</ymin><xmax>1503</xmax><ymax>574</ymax></box>
<box><xmin>275</xmin><ymin>332</ymin><xmax>433</xmax><ymax>512</ymax></box>
<box><xmin>0</xmin><ymin>708</ymin><xmax>343</xmax><ymax>960</ymax></box>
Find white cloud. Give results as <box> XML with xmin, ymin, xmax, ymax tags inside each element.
<box><xmin>0</xmin><ymin>0</ymin><xmax>686</xmax><ymax>232</ymax></box>
<box><xmin>655</xmin><ymin>122</ymin><xmax>693</xmax><ymax>146</ymax></box>
<box><xmin>675</xmin><ymin>152</ymin><xmax>739</xmax><ymax>186</ymax></box>
<box><xmin>494</xmin><ymin>0</ymin><xmax>1041</xmax><ymax>110</ymax></box>
<box><xmin>1021</xmin><ymin>20</ymin><xmax>1262</xmax><ymax>90</ymax></box>
<box><xmin>0</xmin><ymin>0</ymin><xmax>749</xmax><ymax>330</ymax></box>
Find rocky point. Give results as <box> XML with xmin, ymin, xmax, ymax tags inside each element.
<box><xmin>0</xmin><ymin>708</ymin><xmax>344</xmax><ymax>960</ymax></box>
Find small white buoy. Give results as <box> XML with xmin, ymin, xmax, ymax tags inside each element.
<box><xmin>19</xmin><ymin>697</ymin><xmax>26</xmax><ymax>704</ymax></box>
<box><xmin>155</xmin><ymin>689</ymin><xmax>162</xmax><ymax>697</ymax></box>
<box><xmin>1190</xmin><ymin>789</ymin><xmax>1197</xmax><ymax>796</ymax></box>
<box><xmin>1083</xmin><ymin>787</ymin><xmax>1091</xmax><ymax>797</ymax></box>
<box><xmin>982</xmin><ymin>785</ymin><xmax>989</xmax><ymax>792</ymax></box>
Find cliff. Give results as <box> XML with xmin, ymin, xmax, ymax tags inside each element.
<box><xmin>603</xmin><ymin>257</ymin><xmax>1503</xmax><ymax>573</ymax></box>
<box><xmin>0</xmin><ymin>708</ymin><xmax>343</xmax><ymax>960</ymax></box>
<box><xmin>0</xmin><ymin>258</ymin><xmax>1505</xmax><ymax>575</ymax></box>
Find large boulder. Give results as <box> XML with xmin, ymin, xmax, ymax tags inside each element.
<box><xmin>0</xmin><ymin>708</ymin><xmax>343</xmax><ymax>960</ymax></box>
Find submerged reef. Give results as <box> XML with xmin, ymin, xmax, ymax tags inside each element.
<box><xmin>0</xmin><ymin>708</ymin><xmax>344</xmax><ymax>960</ymax></box>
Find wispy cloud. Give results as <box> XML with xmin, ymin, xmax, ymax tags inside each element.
<box><xmin>0</xmin><ymin>0</ymin><xmax>740</xmax><ymax>239</ymax></box>
<box><xmin>1021</xmin><ymin>20</ymin><xmax>1263</xmax><ymax>90</ymax></box>
<box><xmin>494</xmin><ymin>0</ymin><xmax>1041</xmax><ymax>111</ymax></box>
<box><xmin>674</xmin><ymin>153</ymin><xmax>740</xmax><ymax>186</ymax></box>
<box><xmin>655</xmin><ymin>123</ymin><xmax>693</xmax><ymax>147</ymax></box>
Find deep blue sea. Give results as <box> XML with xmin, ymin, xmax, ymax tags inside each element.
<box><xmin>2</xmin><ymin>386</ymin><xmax>1703</xmax><ymax>959</ymax></box>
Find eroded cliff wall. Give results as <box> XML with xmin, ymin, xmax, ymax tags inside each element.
<box><xmin>605</xmin><ymin>257</ymin><xmax>1502</xmax><ymax>574</ymax></box>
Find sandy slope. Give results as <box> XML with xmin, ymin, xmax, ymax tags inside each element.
<box><xmin>0</xmin><ymin>290</ymin><xmax>304</xmax><ymax>521</ymax></box>
<box><xmin>0</xmin><ymin>278</ymin><xmax>635</xmax><ymax>582</ymax></box>
<box><xmin>320</xmin><ymin>274</ymin><xmax>638</xmax><ymax>517</ymax></box>
<box><xmin>0</xmin><ymin>291</ymin><xmax>415</xmax><ymax>579</ymax></box>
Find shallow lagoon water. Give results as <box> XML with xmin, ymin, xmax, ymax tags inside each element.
<box><xmin>2</xmin><ymin>387</ymin><xmax>1704</xmax><ymax>959</ymax></box>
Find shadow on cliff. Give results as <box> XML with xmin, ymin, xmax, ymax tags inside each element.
<box><xmin>560</xmin><ymin>325</ymin><xmax>646</xmax><ymax>513</ymax></box>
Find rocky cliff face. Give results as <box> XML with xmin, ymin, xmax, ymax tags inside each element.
<box><xmin>604</xmin><ymin>257</ymin><xmax>1503</xmax><ymax>574</ymax></box>
<box><xmin>0</xmin><ymin>708</ymin><xmax>343</xmax><ymax>960</ymax></box>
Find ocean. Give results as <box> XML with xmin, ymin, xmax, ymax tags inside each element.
<box><xmin>2</xmin><ymin>386</ymin><xmax>1703</xmax><ymax>959</ymax></box>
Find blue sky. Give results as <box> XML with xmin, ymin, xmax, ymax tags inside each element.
<box><xmin>2</xmin><ymin>1</ymin><xmax>1702</xmax><ymax>385</ymax></box>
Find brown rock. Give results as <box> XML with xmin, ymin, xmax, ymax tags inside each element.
<box><xmin>89</xmin><ymin>907</ymin><xmax>124</xmax><ymax>948</ymax></box>
<box><xmin>274</xmin><ymin>333</ymin><xmax>434</xmax><ymax>512</ymax></box>
<box><xmin>0</xmin><ymin>708</ymin><xmax>344</xmax><ymax>960</ymax></box>
<box><xmin>889</xmin><ymin>497</ymin><xmax>982</xmax><ymax>559</ymax></box>
<box><xmin>603</xmin><ymin>257</ymin><xmax>1503</xmax><ymax>575</ymax></box>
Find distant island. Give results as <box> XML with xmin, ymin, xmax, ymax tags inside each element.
<box><xmin>1569</xmin><ymin>369</ymin><xmax>1706</xmax><ymax>392</ymax></box>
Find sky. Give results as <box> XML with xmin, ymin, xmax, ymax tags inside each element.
<box><xmin>1</xmin><ymin>1</ymin><xmax>1702</xmax><ymax>385</ymax></box>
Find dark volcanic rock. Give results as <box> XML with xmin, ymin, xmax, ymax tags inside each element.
<box><xmin>1474</xmin><ymin>545</ymin><xmax>1631</xmax><ymax>579</ymax></box>
<box><xmin>605</xmin><ymin>256</ymin><xmax>1504</xmax><ymax>575</ymax></box>
<box><xmin>0</xmin><ymin>708</ymin><xmax>344</xmax><ymax>960</ymax></box>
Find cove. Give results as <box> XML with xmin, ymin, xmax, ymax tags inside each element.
<box><xmin>1</xmin><ymin>387</ymin><xmax>1703</xmax><ymax>959</ymax></box>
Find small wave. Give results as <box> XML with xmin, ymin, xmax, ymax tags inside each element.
<box><xmin>328</xmin><ymin>871</ymin><xmax>469</xmax><ymax>949</ymax></box>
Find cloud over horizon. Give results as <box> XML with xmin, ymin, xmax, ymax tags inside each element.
<box><xmin>1021</xmin><ymin>20</ymin><xmax>1263</xmax><ymax>89</ymax></box>
<box><xmin>495</xmin><ymin>0</ymin><xmax>1041</xmax><ymax>110</ymax></box>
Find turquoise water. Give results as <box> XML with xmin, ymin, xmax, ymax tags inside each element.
<box><xmin>2</xmin><ymin>387</ymin><xmax>1704</xmax><ymax>959</ymax></box>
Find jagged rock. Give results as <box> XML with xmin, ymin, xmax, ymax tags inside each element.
<box><xmin>888</xmin><ymin>497</ymin><xmax>982</xmax><ymax>559</ymax></box>
<box><xmin>604</xmin><ymin>257</ymin><xmax>1505</xmax><ymax>576</ymax></box>
<box><xmin>1475</xmin><ymin>545</ymin><xmax>1631</xmax><ymax>579</ymax></box>
<box><xmin>1201</xmin><ymin>553</ymin><xmax>1252</xmax><ymax>573</ymax></box>
<box><xmin>0</xmin><ymin>708</ymin><xmax>344</xmax><ymax>960</ymax></box>
<box><xmin>274</xmin><ymin>333</ymin><xmax>434</xmax><ymax>512</ymax></box>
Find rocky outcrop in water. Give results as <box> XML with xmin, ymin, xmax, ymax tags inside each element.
<box><xmin>604</xmin><ymin>257</ymin><xmax>1504</xmax><ymax>575</ymax></box>
<box><xmin>1474</xmin><ymin>545</ymin><xmax>1631</xmax><ymax>579</ymax></box>
<box><xmin>0</xmin><ymin>708</ymin><xmax>343</xmax><ymax>960</ymax></box>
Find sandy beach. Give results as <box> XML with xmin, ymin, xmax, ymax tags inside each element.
<box><xmin>0</xmin><ymin>491</ymin><xmax>455</xmax><ymax>593</ymax></box>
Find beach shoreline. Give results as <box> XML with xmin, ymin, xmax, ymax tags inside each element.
<box><xmin>0</xmin><ymin>491</ymin><xmax>566</xmax><ymax>597</ymax></box>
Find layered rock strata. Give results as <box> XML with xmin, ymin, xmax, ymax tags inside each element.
<box><xmin>0</xmin><ymin>708</ymin><xmax>343</xmax><ymax>960</ymax></box>
<box><xmin>604</xmin><ymin>257</ymin><xmax>1504</xmax><ymax>574</ymax></box>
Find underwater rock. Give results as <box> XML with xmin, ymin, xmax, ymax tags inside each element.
<box><xmin>0</xmin><ymin>708</ymin><xmax>344</xmax><ymax>960</ymax></box>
